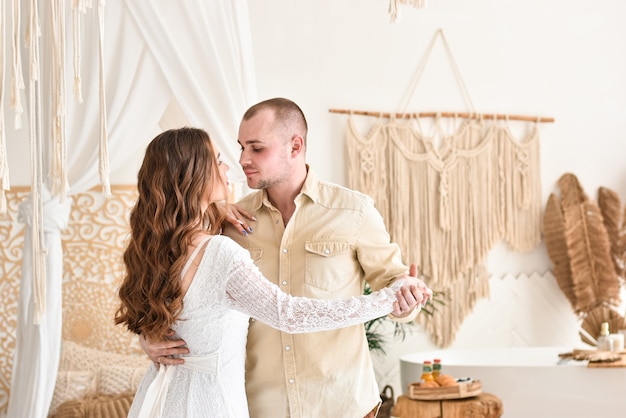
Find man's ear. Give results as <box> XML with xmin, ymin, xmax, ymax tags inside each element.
<box><xmin>291</xmin><ymin>135</ymin><xmax>304</xmax><ymax>154</ymax></box>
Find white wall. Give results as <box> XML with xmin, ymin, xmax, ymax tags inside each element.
<box><xmin>246</xmin><ymin>0</ymin><xmax>626</xmax><ymax>284</ymax></box>
<box><xmin>245</xmin><ymin>0</ymin><xmax>626</xmax><ymax>396</ymax></box>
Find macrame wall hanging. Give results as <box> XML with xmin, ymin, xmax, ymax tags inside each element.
<box><xmin>331</xmin><ymin>29</ymin><xmax>553</xmax><ymax>347</ymax></box>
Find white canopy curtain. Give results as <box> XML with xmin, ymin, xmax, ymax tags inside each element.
<box><xmin>5</xmin><ymin>1</ymin><xmax>256</xmax><ymax>417</ymax></box>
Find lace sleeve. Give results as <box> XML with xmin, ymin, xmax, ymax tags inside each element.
<box><xmin>224</xmin><ymin>254</ymin><xmax>406</xmax><ymax>334</ymax></box>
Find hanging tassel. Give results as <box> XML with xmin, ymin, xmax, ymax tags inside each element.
<box><xmin>27</xmin><ymin>0</ymin><xmax>46</xmax><ymax>324</ymax></box>
<box><xmin>11</xmin><ymin>0</ymin><xmax>25</xmax><ymax>129</ymax></box>
<box><xmin>72</xmin><ymin>0</ymin><xmax>85</xmax><ymax>103</ymax></box>
<box><xmin>50</xmin><ymin>0</ymin><xmax>70</xmax><ymax>202</ymax></box>
<box><xmin>0</xmin><ymin>117</ymin><xmax>8</xmax><ymax>215</ymax></box>
<box><xmin>516</xmin><ymin>148</ymin><xmax>530</xmax><ymax>208</ymax></box>
<box><xmin>0</xmin><ymin>0</ymin><xmax>9</xmax><ymax>214</ymax></box>
<box><xmin>97</xmin><ymin>0</ymin><xmax>110</xmax><ymax>197</ymax></box>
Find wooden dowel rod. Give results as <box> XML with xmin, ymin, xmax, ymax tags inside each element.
<box><xmin>328</xmin><ymin>108</ymin><xmax>554</xmax><ymax>123</ymax></box>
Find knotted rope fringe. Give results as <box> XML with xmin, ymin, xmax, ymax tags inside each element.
<box><xmin>0</xmin><ymin>0</ymin><xmax>9</xmax><ymax>214</ymax></box>
<box><xmin>3</xmin><ymin>0</ymin><xmax>108</xmax><ymax>321</ymax></box>
<box><xmin>346</xmin><ymin>117</ymin><xmax>542</xmax><ymax>346</ymax></box>
<box><xmin>50</xmin><ymin>0</ymin><xmax>69</xmax><ymax>201</ymax></box>
<box><xmin>72</xmin><ymin>0</ymin><xmax>89</xmax><ymax>103</ymax></box>
<box><xmin>11</xmin><ymin>0</ymin><xmax>25</xmax><ymax>129</ymax></box>
<box><xmin>97</xmin><ymin>0</ymin><xmax>110</xmax><ymax>197</ymax></box>
<box><xmin>28</xmin><ymin>0</ymin><xmax>47</xmax><ymax>325</ymax></box>
<box><xmin>5</xmin><ymin>0</ymin><xmax>110</xmax><ymax>318</ymax></box>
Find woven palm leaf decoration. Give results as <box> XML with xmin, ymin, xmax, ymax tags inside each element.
<box><xmin>543</xmin><ymin>173</ymin><xmax>623</xmax><ymax>345</ymax></box>
<box><xmin>543</xmin><ymin>193</ymin><xmax>576</xmax><ymax>309</ymax></box>
<box><xmin>598</xmin><ymin>187</ymin><xmax>626</xmax><ymax>284</ymax></box>
<box><xmin>579</xmin><ymin>305</ymin><xmax>626</xmax><ymax>346</ymax></box>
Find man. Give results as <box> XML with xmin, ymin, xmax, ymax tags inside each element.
<box><xmin>141</xmin><ymin>98</ymin><xmax>432</xmax><ymax>417</ymax></box>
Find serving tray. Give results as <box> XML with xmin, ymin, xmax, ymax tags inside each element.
<box><xmin>407</xmin><ymin>380</ymin><xmax>482</xmax><ymax>400</ymax></box>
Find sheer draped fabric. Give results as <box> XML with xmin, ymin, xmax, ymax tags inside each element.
<box><xmin>7</xmin><ymin>2</ymin><xmax>256</xmax><ymax>416</ymax></box>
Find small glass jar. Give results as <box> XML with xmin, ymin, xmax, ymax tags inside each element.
<box><xmin>432</xmin><ymin>358</ymin><xmax>442</xmax><ymax>379</ymax></box>
<box><xmin>421</xmin><ymin>360</ymin><xmax>434</xmax><ymax>383</ymax></box>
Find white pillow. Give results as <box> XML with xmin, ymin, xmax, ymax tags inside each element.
<box><xmin>49</xmin><ymin>370</ymin><xmax>96</xmax><ymax>415</ymax></box>
<box><xmin>59</xmin><ymin>340</ymin><xmax>150</xmax><ymax>372</ymax></box>
<box><xmin>96</xmin><ymin>366</ymin><xmax>147</xmax><ymax>396</ymax></box>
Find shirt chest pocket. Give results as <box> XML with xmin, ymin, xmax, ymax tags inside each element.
<box><xmin>304</xmin><ymin>241</ymin><xmax>353</xmax><ymax>292</ymax></box>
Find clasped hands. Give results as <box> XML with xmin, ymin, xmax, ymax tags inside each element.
<box><xmin>390</xmin><ymin>263</ymin><xmax>433</xmax><ymax>319</ymax></box>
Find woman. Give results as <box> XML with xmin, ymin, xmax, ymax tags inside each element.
<box><xmin>115</xmin><ymin>127</ymin><xmax>416</xmax><ymax>418</ymax></box>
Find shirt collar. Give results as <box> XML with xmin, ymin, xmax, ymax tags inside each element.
<box><xmin>300</xmin><ymin>165</ymin><xmax>319</xmax><ymax>202</ymax></box>
<box><xmin>250</xmin><ymin>164</ymin><xmax>319</xmax><ymax>210</ymax></box>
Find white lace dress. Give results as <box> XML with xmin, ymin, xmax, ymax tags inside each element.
<box><xmin>127</xmin><ymin>235</ymin><xmax>404</xmax><ymax>418</ymax></box>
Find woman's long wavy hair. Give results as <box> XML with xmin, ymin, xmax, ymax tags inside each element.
<box><xmin>115</xmin><ymin>127</ymin><xmax>228</xmax><ymax>340</ymax></box>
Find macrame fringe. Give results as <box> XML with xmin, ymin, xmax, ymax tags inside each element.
<box><xmin>4</xmin><ymin>0</ymin><xmax>109</xmax><ymax>319</ymax></box>
<box><xmin>0</xmin><ymin>122</ymin><xmax>8</xmax><ymax>213</ymax></box>
<box><xmin>0</xmin><ymin>151</ymin><xmax>7</xmax><ymax>217</ymax></box>
<box><xmin>0</xmin><ymin>0</ymin><xmax>9</xmax><ymax>214</ymax></box>
<box><xmin>11</xmin><ymin>0</ymin><xmax>25</xmax><ymax>129</ymax></box>
<box><xmin>496</xmin><ymin>124</ymin><xmax>542</xmax><ymax>251</ymax></box>
<box><xmin>346</xmin><ymin>117</ymin><xmax>542</xmax><ymax>346</ymax></box>
<box><xmin>415</xmin><ymin>265</ymin><xmax>490</xmax><ymax>348</ymax></box>
<box><xmin>97</xmin><ymin>0</ymin><xmax>110</xmax><ymax>197</ymax></box>
<box><xmin>72</xmin><ymin>0</ymin><xmax>88</xmax><ymax>103</ymax></box>
<box><xmin>27</xmin><ymin>0</ymin><xmax>46</xmax><ymax>324</ymax></box>
<box><xmin>50</xmin><ymin>0</ymin><xmax>70</xmax><ymax>202</ymax></box>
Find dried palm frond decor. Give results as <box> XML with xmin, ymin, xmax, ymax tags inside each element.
<box><xmin>580</xmin><ymin>305</ymin><xmax>626</xmax><ymax>346</ymax></box>
<box><xmin>597</xmin><ymin>187</ymin><xmax>626</xmax><ymax>286</ymax></box>
<box><xmin>543</xmin><ymin>173</ymin><xmax>625</xmax><ymax>345</ymax></box>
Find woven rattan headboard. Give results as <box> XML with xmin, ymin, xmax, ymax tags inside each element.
<box><xmin>0</xmin><ymin>186</ymin><xmax>142</xmax><ymax>415</ymax></box>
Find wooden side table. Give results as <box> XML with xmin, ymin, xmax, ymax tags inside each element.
<box><xmin>391</xmin><ymin>393</ymin><xmax>503</xmax><ymax>418</ymax></box>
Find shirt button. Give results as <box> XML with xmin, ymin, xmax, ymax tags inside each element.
<box><xmin>282</xmin><ymin>248</ymin><xmax>288</xmax><ymax>254</ymax></box>
<box><xmin>281</xmin><ymin>280</ymin><xmax>288</xmax><ymax>286</ymax></box>
<box><xmin>285</xmin><ymin>345</ymin><xmax>291</xmax><ymax>351</ymax></box>
<box><xmin>324</xmin><ymin>249</ymin><xmax>330</xmax><ymax>255</ymax></box>
<box><xmin>288</xmin><ymin>378</ymin><xmax>295</xmax><ymax>384</ymax></box>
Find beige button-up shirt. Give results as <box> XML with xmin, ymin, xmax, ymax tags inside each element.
<box><xmin>224</xmin><ymin>169</ymin><xmax>408</xmax><ymax>418</ymax></box>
